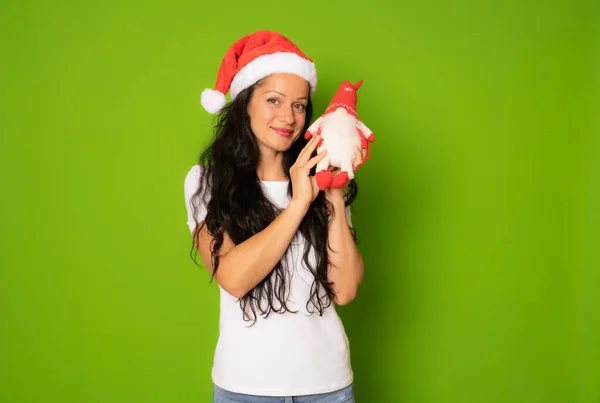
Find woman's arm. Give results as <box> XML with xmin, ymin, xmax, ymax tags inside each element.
<box><xmin>326</xmin><ymin>189</ymin><xmax>365</xmax><ymax>305</ymax></box>
<box><xmin>326</xmin><ymin>145</ymin><xmax>367</xmax><ymax>305</ymax></box>
<box><xmin>193</xmin><ymin>135</ymin><xmax>327</xmax><ymax>299</ymax></box>
<box><xmin>193</xmin><ymin>199</ymin><xmax>310</xmax><ymax>298</ymax></box>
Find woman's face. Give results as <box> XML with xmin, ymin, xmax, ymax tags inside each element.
<box><xmin>247</xmin><ymin>73</ymin><xmax>310</xmax><ymax>155</ymax></box>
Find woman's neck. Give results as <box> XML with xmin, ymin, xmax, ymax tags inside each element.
<box><xmin>256</xmin><ymin>150</ymin><xmax>288</xmax><ymax>181</ymax></box>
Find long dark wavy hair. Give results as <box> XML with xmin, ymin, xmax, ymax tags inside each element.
<box><xmin>189</xmin><ymin>78</ymin><xmax>358</xmax><ymax>325</ymax></box>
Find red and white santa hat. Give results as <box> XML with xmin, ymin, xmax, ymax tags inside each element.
<box><xmin>201</xmin><ymin>30</ymin><xmax>317</xmax><ymax>114</ymax></box>
<box><xmin>323</xmin><ymin>79</ymin><xmax>363</xmax><ymax>119</ymax></box>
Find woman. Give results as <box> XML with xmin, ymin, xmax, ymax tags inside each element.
<box><xmin>184</xmin><ymin>30</ymin><xmax>366</xmax><ymax>402</ymax></box>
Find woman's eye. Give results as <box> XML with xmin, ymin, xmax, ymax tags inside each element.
<box><xmin>267</xmin><ymin>98</ymin><xmax>279</xmax><ymax>104</ymax></box>
<box><xmin>295</xmin><ymin>103</ymin><xmax>306</xmax><ymax>111</ymax></box>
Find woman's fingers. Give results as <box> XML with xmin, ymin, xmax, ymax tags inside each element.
<box><xmin>297</xmin><ymin>135</ymin><xmax>321</xmax><ymax>165</ymax></box>
<box><xmin>296</xmin><ymin>136</ymin><xmax>315</xmax><ymax>163</ymax></box>
<box><xmin>305</xmin><ymin>149</ymin><xmax>327</xmax><ymax>170</ymax></box>
<box><xmin>353</xmin><ymin>145</ymin><xmax>364</xmax><ymax>170</ymax></box>
<box><xmin>295</xmin><ymin>136</ymin><xmax>313</xmax><ymax>162</ymax></box>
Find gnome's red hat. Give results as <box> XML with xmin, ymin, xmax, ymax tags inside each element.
<box><xmin>323</xmin><ymin>80</ymin><xmax>363</xmax><ymax>119</ymax></box>
<box><xmin>201</xmin><ymin>30</ymin><xmax>317</xmax><ymax>114</ymax></box>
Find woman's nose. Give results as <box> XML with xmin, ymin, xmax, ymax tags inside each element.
<box><xmin>279</xmin><ymin>105</ymin><xmax>295</xmax><ymax>124</ymax></box>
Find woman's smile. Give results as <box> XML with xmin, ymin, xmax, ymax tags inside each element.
<box><xmin>271</xmin><ymin>127</ymin><xmax>294</xmax><ymax>137</ymax></box>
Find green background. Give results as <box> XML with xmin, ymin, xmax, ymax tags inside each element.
<box><xmin>1</xmin><ymin>0</ymin><xmax>599</xmax><ymax>402</ymax></box>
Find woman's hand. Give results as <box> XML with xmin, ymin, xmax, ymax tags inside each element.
<box><xmin>352</xmin><ymin>144</ymin><xmax>369</xmax><ymax>173</ymax></box>
<box><xmin>289</xmin><ymin>135</ymin><xmax>327</xmax><ymax>208</ymax></box>
<box><xmin>326</xmin><ymin>145</ymin><xmax>367</xmax><ymax>202</ymax></box>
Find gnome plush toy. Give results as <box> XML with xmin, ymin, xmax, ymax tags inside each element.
<box><xmin>305</xmin><ymin>80</ymin><xmax>375</xmax><ymax>190</ymax></box>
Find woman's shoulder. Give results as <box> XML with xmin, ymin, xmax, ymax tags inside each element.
<box><xmin>184</xmin><ymin>163</ymin><xmax>200</xmax><ymax>185</ymax></box>
<box><xmin>183</xmin><ymin>165</ymin><xmax>209</xmax><ymax>232</ymax></box>
<box><xmin>184</xmin><ymin>165</ymin><xmax>207</xmax><ymax>199</ymax></box>
<box><xmin>185</xmin><ymin>164</ymin><xmax>201</xmax><ymax>179</ymax></box>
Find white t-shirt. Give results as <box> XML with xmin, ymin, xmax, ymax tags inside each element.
<box><xmin>184</xmin><ymin>165</ymin><xmax>354</xmax><ymax>396</ymax></box>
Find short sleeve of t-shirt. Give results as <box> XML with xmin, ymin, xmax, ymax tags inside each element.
<box><xmin>184</xmin><ymin>165</ymin><xmax>208</xmax><ymax>234</ymax></box>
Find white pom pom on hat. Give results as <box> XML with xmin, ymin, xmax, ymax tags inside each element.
<box><xmin>200</xmin><ymin>89</ymin><xmax>227</xmax><ymax>114</ymax></box>
<box><xmin>200</xmin><ymin>30</ymin><xmax>317</xmax><ymax>114</ymax></box>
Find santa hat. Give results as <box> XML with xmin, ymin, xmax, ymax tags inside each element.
<box><xmin>200</xmin><ymin>30</ymin><xmax>317</xmax><ymax>114</ymax></box>
<box><xmin>323</xmin><ymin>79</ymin><xmax>363</xmax><ymax>119</ymax></box>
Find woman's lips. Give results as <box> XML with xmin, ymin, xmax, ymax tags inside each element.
<box><xmin>272</xmin><ymin>127</ymin><xmax>294</xmax><ymax>137</ymax></box>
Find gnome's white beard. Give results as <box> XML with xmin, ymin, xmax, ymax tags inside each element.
<box><xmin>316</xmin><ymin>108</ymin><xmax>361</xmax><ymax>179</ymax></box>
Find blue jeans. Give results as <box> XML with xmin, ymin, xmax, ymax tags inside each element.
<box><xmin>213</xmin><ymin>383</ymin><xmax>355</xmax><ymax>403</ymax></box>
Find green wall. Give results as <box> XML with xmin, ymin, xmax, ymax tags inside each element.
<box><xmin>1</xmin><ymin>0</ymin><xmax>598</xmax><ymax>402</ymax></box>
